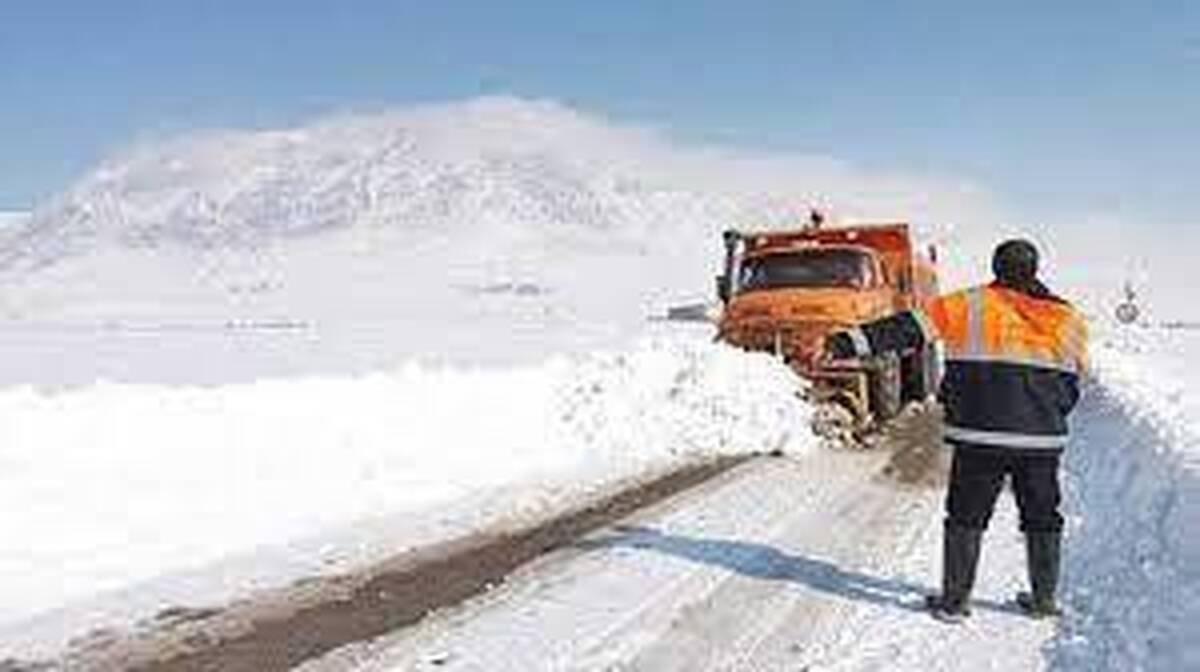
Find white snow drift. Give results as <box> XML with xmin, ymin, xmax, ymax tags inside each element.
<box><xmin>1051</xmin><ymin>327</ymin><xmax>1200</xmax><ymax>669</ymax></box>
<box><xmin>0</xmin><ymin>332</ymin><xmax>812</xmax><ymax>650</ymax></box>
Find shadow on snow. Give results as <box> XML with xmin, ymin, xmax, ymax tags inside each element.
<box><xmin>576</xmin><ymin>524</ymin><xmax>1017</xmax><ymax>616</ymax></box>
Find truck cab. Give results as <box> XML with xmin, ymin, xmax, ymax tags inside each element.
<box><xmin>720</xmin><ymin>244</ymin><xmax>895</xmax><ymax>370</ymax></box>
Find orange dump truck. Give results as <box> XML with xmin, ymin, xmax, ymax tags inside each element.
<box><xmin>715</xmin><ymin>216</ymin><xmax>940</xmax><ymax>428</ymax></box>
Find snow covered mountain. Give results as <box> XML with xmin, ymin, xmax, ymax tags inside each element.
<box><xmin>0</xmin><ymin>97</ymin><xmax>1191</xmax><ymax>375</ymax></box>
<box><xmin>0</xmin><ymin>97</ymin><xmax>1011</xmax><ymax>382</ymax></box>
<box><xmin>3</xmin><ymin>98</ymin><xmax>995</xmax><ymax>272</ymax></box>
<box><xmin>3</xmin><ymin>97</ymin><xmax>1192</xmax><ymax>338</ymax></box>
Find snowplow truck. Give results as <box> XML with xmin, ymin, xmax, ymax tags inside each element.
<box><xmin>715</xmin><ymin>219</ymin><xmax>940</xmax><ymax>429</ymax></box>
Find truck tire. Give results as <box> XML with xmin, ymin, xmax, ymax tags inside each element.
<box><xmin>901</xmin><ymin>343</ymin><xmax>938</xmax><ymax>403</ymax></box>
<box><xmin>869</xmin><ymin>352</ymin><xmax>903</xmax><ymax>424</ymax></box>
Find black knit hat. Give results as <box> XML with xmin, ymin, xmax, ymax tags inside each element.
<box><xmin>992</xmin><ymin>239</ymin><xmax>1039</xmax><ymax>284</ymax></box>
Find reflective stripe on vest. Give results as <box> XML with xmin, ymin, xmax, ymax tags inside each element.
<box><xmin>944</xmin><ymin>351</ymin><xmax>1080</xmax><ymax>375</ymax></box>
<box><xmin>944</xmin><ymin>425</ymin><xmax>1069</xmax><ymax>449</ymax></box>
<box><xmin>967</xmin><ymin>286</ymin><xmax>985</xmax><ymax>355</ymax></box>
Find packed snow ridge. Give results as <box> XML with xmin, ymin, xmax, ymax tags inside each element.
<box><xmin>1054</xmin><ymin>328</ymin><xmax>1200</xmax><ymax>669</ymax></box>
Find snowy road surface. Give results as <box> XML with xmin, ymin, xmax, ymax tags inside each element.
<box><xmin>302</xmin><ymin>441</ymin><xmax>1053</xmax><ymax>671</ymax></box>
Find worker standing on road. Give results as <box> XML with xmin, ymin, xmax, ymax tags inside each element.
<box><xmin>825</xmin><ymin>239</ymin><xmax>1089</xmax><ymax>623</ymax></box>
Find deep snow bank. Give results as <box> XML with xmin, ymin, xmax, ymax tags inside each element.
<box><xmin>1051</xmin><ymin>328</ymin><xmax>1200</xmax><ymax>669</ymax></box>
<box><xmin>0</xmin><ymin>331</ymin><xmax>813</xmax><ymax>650</ymax></box>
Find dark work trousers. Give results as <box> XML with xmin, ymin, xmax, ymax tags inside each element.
<box><xmin>945</xmin><ymin>444</ymin><xmax>1064</xmax><ymax>533</ymax></box>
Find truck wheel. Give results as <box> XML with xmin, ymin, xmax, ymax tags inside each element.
<box><xmin>869</xmin><ymin>352</ymin><xmax>903</xmax><ymax>424</ymax></box>
<box><xmin>901</xmin><ymin>344</ymin><xmax>937</xmax><ymax>402</ymax></box>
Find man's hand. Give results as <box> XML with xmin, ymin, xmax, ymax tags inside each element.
<box><xmin>825</xmin><ymin>331</ymin><xmax>858</xmax><ymax>360</ymax></box>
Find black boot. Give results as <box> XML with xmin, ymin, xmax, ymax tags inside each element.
<box><xmin>1017</xmin><ymin>531</ymin><xmax>1062</xmax><ymax>618</ymax></box>
<box><xmin>926</xmin><ymin>525</ymin><xmax>983</xmax><ymax>623</ymax></box>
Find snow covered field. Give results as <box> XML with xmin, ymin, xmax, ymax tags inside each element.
<box><xmin>0</xmin><ymin>99</ymin><xmax>1196</xmax><ymax>668</ymax></box>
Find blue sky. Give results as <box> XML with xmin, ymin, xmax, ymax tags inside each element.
<box><xmin>1</xmin><ymin>1</ymin><xmax>1197</xmax><ymax>224</ymax></box>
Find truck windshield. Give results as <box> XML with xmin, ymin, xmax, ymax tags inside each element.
<box><xmin>738</xmin><ymin>249</ymin><xmax>874</xmax><ymax>291</ymax></box>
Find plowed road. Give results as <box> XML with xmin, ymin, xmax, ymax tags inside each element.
<box><xmin>301</xmin><ymin>414</ymin><xmax>1056</xmax><ymax>671</ymax></box>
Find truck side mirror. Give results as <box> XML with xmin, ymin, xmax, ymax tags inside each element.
<box><xmin>716</xmin><ymin>274</ymin><xmax>731</xmax><ymax>303</ymax></box>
